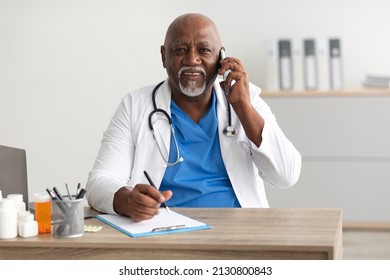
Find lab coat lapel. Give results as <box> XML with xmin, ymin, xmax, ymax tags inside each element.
<box><xmin>215</xmin><ymin>79</ymin><xmax>235</xmax><ymax>171</ymax></box>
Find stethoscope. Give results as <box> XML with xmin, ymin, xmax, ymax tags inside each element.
<box><xmin>148</xmin><ymin>80</ymin><xmax>237</xmax><ymax>167</ymax></box>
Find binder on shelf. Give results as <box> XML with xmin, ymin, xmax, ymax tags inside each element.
<box><xmin>292</xmin><ymin>38</ymin><xmax>304</xmax><ymax>91</ymax></box>
<box><xmin>363</xmin><ymin>73</ymin><xmax>390</xmax><ymax>88</ymax></box>
<box><xmin>265</xmin><ymin>36</ymin><xmax>344</xmax><ymax>92</ymax></box>
<box><xmin>317</xmin><ymin>37</ymin><xmax>330</xmax><ymax>90</ymax></box>
<box><xmin>303</xmin><ymin>39</ymin><xmax>318</xmax><ymax>90</ymax></box>
<box><xmin>265</xmin><ymin>39</ymin><xmax>280</xmax><ymax>91</ymax></box>
<box><xmin>278</xmin><ymin>39</ymin><xmax>293</xmax><ymax>90</ymax></box>
<box><xmin>329</xmin><ymin>38</ymin><xmax>343</xmax><ymax>89</ymax></box>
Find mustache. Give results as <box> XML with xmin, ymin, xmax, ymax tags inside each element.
<box><xmin>178</xmin><ymin>66</ymin><xmax>206</xmax><ymax>77</ymax></box>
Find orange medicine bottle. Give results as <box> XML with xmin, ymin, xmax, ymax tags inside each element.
<box><xmin>33</xmin><ymin>193</ymin><xmax>52</xmax><ymax>234</ymax></box>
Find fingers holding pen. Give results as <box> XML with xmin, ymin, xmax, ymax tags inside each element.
<box><xmin>113</xmin><ymin>185</ymin><xmax>172</xmax><ymax>222</ymax></box>
<box><xmin>135</xmin><ymin>184</ymin><xmax>167</xmax><ymax>205</ymax></box>
<box><xmin>129</xmin><ymin>184</ymin><xmax>167</xmax><ymax>221</ymax></box>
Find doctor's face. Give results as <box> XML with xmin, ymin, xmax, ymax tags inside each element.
<box><xmin>161</xmin><ymin>15</ymin><xmax>221</xmax><ymax>98</ymax></box>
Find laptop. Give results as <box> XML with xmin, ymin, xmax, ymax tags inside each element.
<box><xmin>0</xmin><ymin>145</ymin><xmax>29</xmax><ymax>204</ymax></box>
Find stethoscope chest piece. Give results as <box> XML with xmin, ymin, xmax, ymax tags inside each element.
<box><xmin>223</xmin><ymin>125</ymin><xmax>237</xmax><ymax>137</ymax></box>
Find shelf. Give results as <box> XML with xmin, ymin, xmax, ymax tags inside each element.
<box><xmin>261</xmin><ymin>87</ymin><xmax>390</xmax><ymax>98</ymax></box>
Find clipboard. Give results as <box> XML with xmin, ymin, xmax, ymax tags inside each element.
<box><xmin>96</xmin><ymin>210</ymin><xmax>212</xmax><ymax>238</ymax></box>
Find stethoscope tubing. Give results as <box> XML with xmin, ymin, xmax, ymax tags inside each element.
<box><xmin>148</xmin><ymin>80</ymin><xmax>237</xmax><ymax>166</ymax></box>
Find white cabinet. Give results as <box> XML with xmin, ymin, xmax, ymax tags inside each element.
<box><xmin>262</xmin><ymin>90</ymin><xmax>390</xmax><ymax>222</ymax></box>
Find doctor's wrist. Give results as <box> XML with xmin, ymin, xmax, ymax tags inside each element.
<box><xmin>113</xmin><ymin>186</ymin><xmax>132</xmax><ymax>217</ymax></box>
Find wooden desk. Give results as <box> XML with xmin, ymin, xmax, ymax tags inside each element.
<box><xmin>0</xmin><ymin>208</ymin><xmax>342</xmax><ymax>260</ymax></box>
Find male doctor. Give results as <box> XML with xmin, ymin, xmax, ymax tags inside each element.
<box><xmin>86</xmin><ymin>13</ymin><xmax>301</xmax><ymax>221</ymax></box>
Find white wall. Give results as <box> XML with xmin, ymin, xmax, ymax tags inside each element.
<box><xmin>1</xmin><ymin>0</ymin><xmax>390</xmax><ymax>203</ymax></box>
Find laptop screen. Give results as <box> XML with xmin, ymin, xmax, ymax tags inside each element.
<box><xmin>0</xmin><ymin>145</ymin><xmax>29</xmax><ymax>204</ymax></box>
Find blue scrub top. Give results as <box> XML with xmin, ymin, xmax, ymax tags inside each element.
<box><xmin>159</xmin><ymin>90</ymin><xmax>241</xmax><ymax>207</ymax></box>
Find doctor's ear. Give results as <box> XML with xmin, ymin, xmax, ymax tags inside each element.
<box><xmin>160</xmin><ymin>45</ymin><xmax>167</xmax><ymax>68</ymax></box>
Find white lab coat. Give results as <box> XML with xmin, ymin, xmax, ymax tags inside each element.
<box><xmin>86</xmin><ymin>79</ymin><xmax>301</xmax><ymax>214</ymax></box>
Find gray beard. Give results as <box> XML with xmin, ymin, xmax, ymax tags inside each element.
<box><xmin>179</xmin><ymin>80</ymin><xmax>206</xmax><ymax>97</ymax></box>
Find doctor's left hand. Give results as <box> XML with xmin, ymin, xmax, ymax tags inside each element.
<box><xmin>113</xmin><ymin>185</ymin><xmax>172</xmax><ymax>222</ymax></box>
<box><xmin>219</xmin><ymin>55</ymin><xmax>265</xmax><ymax>147</ymax></box>
<box><xmin>218</xmin><ymin>55</ymin><xmax>250</xmax><ymax>107</ymax></box>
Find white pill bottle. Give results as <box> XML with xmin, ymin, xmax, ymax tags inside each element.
<box><xmin>18</xmin><ymin>213</ymin><xmax>38</xmax><ymax>238</ymax></box>
<box><xmin>0</xmin><ymin>198</ymin><xmax>18</xmax><ymax>239</ymax></box>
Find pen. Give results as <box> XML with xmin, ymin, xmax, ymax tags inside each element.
<box><xmin>65</xmin><ymin>183</ymin><xmax>72</xmax><ymax>200</ymax></box>
<box><xmin>53</xmin><ymin>187</ymin><xmax>64</xmax><ymax>201</ymax></box>
<box><xmin>46</xmin><ymin>188</ymin><xmax>67</xmax><ymax>213</ymax></box>
<box><xmin>75</xmin><ymin>188</ymin><xmax>86</xmax><ymax>199</ymax></box>
<box><xmin>143</xmin><ymin>170</ymin><xmax>170</xmax><ymax>213</ymax></box>
<box><xmin>46</xmin><ymin>188</ymin><xmax>58</xmax><ymax>201</ymax></box>
<box><xmin>76</xmin><ymin>183</ymin><xmax>81</xmax><ymax>196</ymax></box>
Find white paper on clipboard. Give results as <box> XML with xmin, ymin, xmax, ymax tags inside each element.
<box><xmin>96</xmin><ymin>210</ymin><xmax>212</xmax><ymax>238</ymax></box>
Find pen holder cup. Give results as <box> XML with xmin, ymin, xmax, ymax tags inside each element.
<box><xmin>52</xmin><ymin>196</ymin><xmax>84</xmax><ymax>238</ymax></box>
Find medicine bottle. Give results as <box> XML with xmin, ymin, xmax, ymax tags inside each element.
<box><xmin>0</xmin><ymin>198</ymin><xmax>18</xmax><ymax>239</ymax></box>
<box><xmin>18</xmin><ymin>213</ymin><xmax>38</xmax><ymax>238</ymax></box>
<box><xmin>7</xmin><ymin>194</ymin><xmax>26</xmax><ymax>213</ymax></box>
<box><xmin>33</xmin><ymin>193</ymin><xmax>52</xmax><ymax>234</ymax></box>
<box><xmin>18</xmin><ymin>210</ymin><xmax>31</xmax><ymax>221</ymax></box>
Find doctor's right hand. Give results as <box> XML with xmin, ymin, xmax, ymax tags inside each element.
<box><xmin>113</xmin><ymin>185</ymin><xmax>172</xmax><ymax>222</ymax></box>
